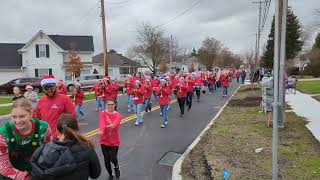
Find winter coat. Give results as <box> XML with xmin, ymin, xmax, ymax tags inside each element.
<box><xmin>30</xmin><ymin>140</ymin><xmax>101</xmax><ymax>180</ymax></box>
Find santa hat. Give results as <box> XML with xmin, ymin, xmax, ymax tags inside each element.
<box><xmin>41</xmin><ymin>75</ymin><xmax>56</xmax><ymax>87</ymax></box>
<box><xmin>135</xmin><ymin>80</ymin><xmax>141</xmax><ymax>84</ymax></box>
<box><xmin>26</xmin><ymin>85</ymin><xmax>33</xmax><ymax>90</ymax></box>
<box><xmin>57</xmin><ymin>80</ymin><xmax>64</xmax><ymax>85</ymax></box>
<box><xmin>145</xmin><ymin>78</ymin><xmax>151</xmax><ymax>82</ymax></box>
<box><xmin>160</xmin><ymin>79</ymin><xmax>167</xmax><ymax>83</ymax></box>
<box><xmin>103</xmin><ymin>76</ymin><xmax>110</xmax><ymax>80</ymax></box>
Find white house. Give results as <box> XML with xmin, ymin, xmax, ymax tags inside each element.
<box><xmin>92</xmin><ymin>50</ymin><xmax>141</xmax><ymax>81</ymax></box>
<box><xmin>0</xmin><ymin>30</ymin><xmax>95</xmax><ymax>84</ymax></box>
<box><xmin>168</xmin><ymin>56</ymin><xmax>205</xmax><ymax>73</ymax></box>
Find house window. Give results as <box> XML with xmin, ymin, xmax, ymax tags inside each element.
<box><xmin>36</xmin><ymin>44</ymin><xmax>50</xmax><ymax>58</ymax></box>
<box><xmin>108</xmin><ymin>68</ymin><xmax>114</xmax><ymax>76</ymax></box>
<box><xmin>120</xmin><ymin>67</ymin><xmax>129</xmax><ymax>74</ymax></box>
<box><xmin>35</xmin><ymin>68</ymin><xmax>52</xmax><ymax>77</ymax></box>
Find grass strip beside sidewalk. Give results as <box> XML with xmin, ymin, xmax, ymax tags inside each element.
<box><xmin>181</xmin><ymin>85</ymin><xmax>320</xmax><ymax>179</ymax></box>
<box><xmin>297</xmin><ymin>80</ymin><xmax>320</xmax><ymax>94</ymax></box>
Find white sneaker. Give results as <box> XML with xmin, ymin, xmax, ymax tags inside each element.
<box><xmin>160</xmin><ymin>112</ymin><xmax>163</xmax><ymax>116</ymax></box>
<box><xmin>135</xmin><ymin>122</ymin><xmax>139</xmax><ymax>126</ymax></box>
<box><xmin>165</xmin><ymin>121</ymin><xmax>168</xmax><ymax>125</ymax></box>
<box><xmin>161</xmin><ymin>124</ymin><xmax>165</xmax><ymax>128</ymax></box>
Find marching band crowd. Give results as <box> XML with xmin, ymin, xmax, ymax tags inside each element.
<box><xmin>0</xmin><ymin>69</ymin><xmax>245</xmax><ymax>180</ymax></box>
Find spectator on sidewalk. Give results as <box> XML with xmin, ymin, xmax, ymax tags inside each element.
<box><xmin>12</xmin><ymin>86</ymin><xmax>25</xmax><ymax>103</ymax></box>
<box><xmin>0</xmin><ymin>99</ymin><xmax>52</xmax><ymax>180</ymax></box>
<box><xmin>99</xmin><ymin>99</ymin><xmax>122</xmax><ymax>180</ymax></box>
<box><xmin>240</xmin><ymin>69</ymin><xmax>246</xmax><ymax>84</ymax></box>
<box><xmin>31</xmin><ymin>114</ymin><xmax>101</xmax><ymax>180</ymax></box>
<box><xmin>24</xmin><ymin>85</ymin><xmax>38</xmax><ymax>108</ymax></box>
<box><xmin>33</xmin><ymin>75</ymin><xmax>76</xmax><ymax>139</ymax></box>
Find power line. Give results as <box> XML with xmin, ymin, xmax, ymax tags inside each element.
<box><xmin>79</xmin><ymin>1</ymin><xmax>100</xmax><ymax>24</ymax></box>
<box><xmin>158</xmin><ymin>0</ymin><xmax>204</xmax><ymax>27</ymax></box>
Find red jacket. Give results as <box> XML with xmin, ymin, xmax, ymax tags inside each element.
<box><xmin>57</xmin><ymin>86</ymin><xmax>67</xmax><ymax>95</ymax></box>
<box><xmin>156</xmin><ymin>86</ymin><xmax>172</xmax><ymax>106</ymax></box>
<box><xmin>194</xmin><ymin>78</ymin><xmax>204</xmax><ymax>87</ymax></box>
<box><xmin>133</xmin><ymin>87</ymin><xmax>145</xmax><ymax>104</ymax></box>
<box><xmin>125</xmin><ymin>80</ymin><xmax>134</xmax><ymax>95</ymax></box>
<box><xmin>151</xmin><ymin>79</ymin><xmax>159</xmax><ymax>90</ymax></box>
<box><xmin>236</xmin><ymin>72</ymin><xmax>241</xmax><ymax>78</ymax></box>
<box><xmin>144</xmin><ymin>84</ymin><xmax>153</xmax><ymax>99</ymax></box>
<box><xmin>90</xmin><ymin>84</ymin><xmax>103</xmax><ymax>97</ymax></box>
<box><xmin>33</xmin><ymin>93</ymin><xmax>76</xmax><ymax>138</ymax></box>
<box><xmin>74</xmin><ymin>90</ymin><xmax>84</xmax><ymax>106</ymax></box>
<box><xmin>207</xmin><ymin>76</ymin><xmax>215</xmax><ymax>85</ymax></box>
<box><xmin>110</xmin><ymin>83</ymin><xmax>119</xmax><ymax>99</ymax></box>
<box><xmin>186</xmin><ymin>80</ymin><xmax>194</xmax><ymax>93</ymax></box>
<box><xmin>102</xmin><ymin>84</ymin><xmax>113</xmax><ymax>102</ymax></box>
<box><xmin>175</xmin><ymin>83</ymin><xmax>188</xmax><ymax>98</ymax></box>
<box><xmin>99</xmin><ymin>111</ymin><xmax>122</xmax><ymax>146</ymax></box>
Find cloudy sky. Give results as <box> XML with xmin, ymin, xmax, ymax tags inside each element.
<box><xmin>0</xmin><ymin>0</ymin><xmax>319</xmax><ymax>56</ymax></box>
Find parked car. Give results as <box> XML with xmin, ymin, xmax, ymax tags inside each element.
<box><xmin>0</xmin><ymin>77</ymin><xmax>42</xmax><ymax>95</ymax></box>
<box><xmin>66</xmin><ymin>75</ymin><xmax>104</xmax><ymax>92</ymax></box>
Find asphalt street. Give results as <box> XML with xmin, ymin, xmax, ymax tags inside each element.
<box><xmin>0</xmin><ymin>82</ymin><xmax>240</xmax><ymax>180</ymax></box>
<box><xmin>81</xmin><ymin>82</ymin><xmax>240</xmax><ymax>180</ymax></box>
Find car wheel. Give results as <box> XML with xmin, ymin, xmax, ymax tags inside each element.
<box><xmin>68</xmin><ymin>85</ymin><xmax>75</xmax><ymax>92</ymax></box>
<box><xmin>0</xmin><ymin>89</ymin><xmax>7</xmax><ymax>95</ymax></box>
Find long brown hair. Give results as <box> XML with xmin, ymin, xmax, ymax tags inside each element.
<box><xmin>57</xmin><ymin>114</ymin><xmax>94</xmax><ymax>148</ymax></box>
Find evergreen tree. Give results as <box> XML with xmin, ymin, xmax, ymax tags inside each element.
<box><xmin>261</xmin><ymin>7</ymin><xmax>303</xmax><ymax>68</ymax></box>
<box><xmin>313</xmin><ymin>33</ymin><xmax>320</xmax><ymax>49</ymax></box>
<box><xmin>191</xmin><ymin>47</ymin><xmax>197</xmax><ymax>57</ymax></box>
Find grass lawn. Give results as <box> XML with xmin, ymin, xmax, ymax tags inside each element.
<box><xmin>181</xmin><ymin>85</ymin><xmax>320</xmax><ymax>179</ymax></box>
<box><xmin>0</xmin><ymin>106</ymin><xmax>12</xmax><ymax>116</ymax></box>
<box><xmin>297</xmin><ymin>80</ymin><xmax>320</xmax><ymax>94</ymax></box>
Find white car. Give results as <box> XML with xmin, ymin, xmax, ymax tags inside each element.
<box><xmin>66</xmin><ymin>75</ymin><xmax>104</xmax><ymax>91</ymax></box>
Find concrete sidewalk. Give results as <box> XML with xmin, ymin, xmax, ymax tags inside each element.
<box><xmin>298</xmin><ymin>78</ymin><xmax>320</xmax><ymax>81</ymax></box>
<box><xmin>286</xmin><ymin>91</ymin><xmax>320</xmax><ymax>142</ymax></box>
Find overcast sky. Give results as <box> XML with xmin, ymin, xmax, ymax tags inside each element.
<box><xmin>0</xmin><ymin>0</ymin><xmax>319</xmax><ymax>56</ymax></box>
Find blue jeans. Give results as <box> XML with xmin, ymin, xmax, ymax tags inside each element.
<box><xmin>241</xmin><ymin>77</ymin><xmax>245</xmax><ymax>84</ymax></box>
<box><xmin>186</xmin><ymin>92</ymin><xmax>193</xmax><ymax>109</ymax></box>
<box><xmin>160</xmin><ymin>105</ymin><xmax>168</xmax><ymax>126</ymax></box>
<box><xmin>223</xmin><ymin>87</ymin><xmax>228</xmax><ymax>95</ymax></box>
<box><xmin>134</xmin><ymin>104</ymin><xmax>143</xmax><ymax>123</ymax></box>
<box><xmin>144</xmin><ymin>98</ymin><xmax>151</xmax><ymax>111</ymax></box>
<box><xmin>75</xmin><ymin>105</ymin><xmax>85</xmax><ymax>119</ymax></box>
<box><xmin>127</xmin><ymin>95</ymin><xmax>133</xmax><ymax>110</ymax></box>
<box><xmin>102</xmin><ymin>101</ymin><xmax>107</xmax><ymax>111</ymax></box>
<box><xmin>96</xmin><ymin>96</ymin><xmax>102</xmax><ymax>110</ymax></box>
<box><xmin>152</xmin><ymin>90</ymin><xmax>157</xmax><ymax>101</ymax></box>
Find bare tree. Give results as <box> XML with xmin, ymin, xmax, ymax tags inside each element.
<box><xmin>197</xmin><ymin>37</ymin><xmax>222</xmax><ymax>70</ymax></box>
<box><xmin>242</xmin><ymin>48</ymin><xmax>256</xmax><ymax>77</ymax></box>
<box><xmin>314</xmin><ymin>9</ymin><xmax>320</xmax><ymax>28</ymax></box>
<box><xmin>65</xmin><ymin>42</ymin><xmax>83</xmax><ymax>80</ymax></box>
<box><xmin>129</xmin><ymin>23</ymin><xmax>170</xmax><ymax>74</ymax></box>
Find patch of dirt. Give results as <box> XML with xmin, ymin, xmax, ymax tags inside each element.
<box><xmin>228</xmin><ymin>96</ymin><xmax>261</xmax><ymax>107</ymax></box>
<box><xmin>238</xmin><ymin>87</ymin><xmax>260</xmax><ymax>92</ymax></box>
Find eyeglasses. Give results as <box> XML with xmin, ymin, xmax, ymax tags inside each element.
<box><xmin>43</xmin><ymin>85</ymin><xmax>55</xmax><ymax>91</ymax></box>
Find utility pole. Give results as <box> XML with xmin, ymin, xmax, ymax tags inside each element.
<box><xmin>100</xmin><ymin>0</ymin><xmax>108</xmax><ymax>76</ymax></box>
<box><xmin>253</xmin><ymin>1</ymin><xmax>263</xmax><ymax>69</ymax></box>
<box><xmin>272</xmin><ymin>0</ymin><xmax>287</xmax><ymax>179</ymax></box>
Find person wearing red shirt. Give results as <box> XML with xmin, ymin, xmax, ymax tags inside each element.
<box><xmin>175</xmin><ymin>77</ymin><xmax>188</xmax><ymax>117</ymax></box>
<box><xmin>207</xmin><ymin>73</ymin><xmax>215</xmax><ymax>93</ymax></box>
<box><xmin>194</xmin><ymin>75</ymin><xmax>204</xmax><ymax>102</ymax></box>
<box><xmin>222</xmin><ymin>73</ymin><xmax>230</xmax><ymax>97</ymax></box>
<box><xmin>56</xmin><ymin>80</ymin><xmax>67</xmax><ymax>95</ymax></box>
<box><xmin>143</xmin><ymin>79</ymin><xmax>153</xmax><ymax>112</ymax></box>
<box><xmin>185</xmin><ymin>76</ymin><xmax>194</xmax><ymax>111</ymax></box>
<box><xmin>90</xmin><ymin>80</ymin><xmax>103</xmax><ymax>111</ymax></box>
<box><xmin>73</xmin><ymin>83</ymin><xmax>85</xmax><ymax>120</ymax></box>
<box><xmin>33</xmin><ymin>76</ymin><xmax>76</xmax><ymax>139</ymax></box>
<box><xmin>236</xmin><ymin>70</ymin><xmax>241</xmax><ymax>83</ymax></box>
<box><xmin>156</xmin><ymin>79</ymin><xmax>172</xmax><ymax>128</ymax></box>
<box><xmin>133</xmin><ymin>80</ymin><xmax>145</xmax><ymax>126</ymax></box>
<box><xmin>151</xmin><ymin>75</ymin><xmax>159</xmax><ymax>101</ymax></box>
<box><xmin>99</xmin><ymin>98</ymin><xmax>122</xmax><ymax>179</ymax></box>
<box><xmin>101</xmin><ymin>77</ymin><xmax>113</xmax><ymax>111</ymax></box>
<box><xmin>110</xmin><ymin>79</ymin><xmax>120</xmax><ymax>111</ymax></box>
<box><xmin>124</xmin><ymin>75</ymin><xmax>134</xmax><ymax>113</ymax></box>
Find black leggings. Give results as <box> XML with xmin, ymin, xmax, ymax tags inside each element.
<box><xmin>177</xmin><ymin>97</ymin><xmax>186</xmax><ymax>115</ymax></box>
<box><xmin>101</xmin><ymin>145</ymin><xmax>119</xmax><ymax>176</ymax></box>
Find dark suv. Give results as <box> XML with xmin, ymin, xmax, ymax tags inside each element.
<box><xmin>0</xmin><ymin>77</ymin><xmax>42</xmax><ymax>95</ymax></box>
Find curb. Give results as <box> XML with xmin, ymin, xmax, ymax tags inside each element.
<box><xmin>172</xmin><ymin>85</ymin><xmax>242</xmax><ymax>180</ymax></box>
